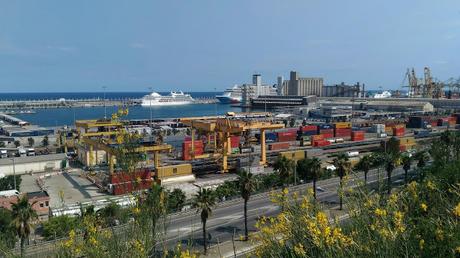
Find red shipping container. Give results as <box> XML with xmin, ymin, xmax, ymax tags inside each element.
<box><xmin>320</xmin><ymin>133</ymin><xmax>334</xmax><ymax>139</ymax></box>
<box><xmin>393</xmin><ymin>127</ymin><xmax>405</xmax><ymax>136</ymax></box>
<box><xmin>300</xmin><ymin>125</ymin><xmax>318</xmax><ymax>132</ymax></box>
<box><xmin>430</xmin><ymin>121</ymin><xmax>438</xmax><ymax>127</ymax></box>
<box><xmin>268</xmin><ymin>142</ymin><xmax>290</xmax><ymax>150</ymax></box>
<box><xmin>313</xmin><ymin>140</ymin><xmax>331</xmax><ymax>147</ymax></box>
<box><xmin>277</xmin><ymin>131</ymin><xmax>296</xmax><ymax>142</ymax></box>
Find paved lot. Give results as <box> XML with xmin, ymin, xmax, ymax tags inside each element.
<box><xmin>20</xmin><ymin>169</ymin><xmax>110</xmax><ymax>208</ymax></box>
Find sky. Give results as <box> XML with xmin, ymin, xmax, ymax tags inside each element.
<box><xmin>0</xmin><ymin>0</ymin><xmax>459</xmax><ymax>92</ymax></box>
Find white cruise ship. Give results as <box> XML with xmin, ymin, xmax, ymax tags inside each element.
<box><xmin>141</xmin><ymin>91</ymin><xmax>194</xmax><ymax>106</ymax></box>
<box><xmin>216</xmin><ymin>85</ymin><xmax>243</xmax><ymax>104</ymax></box>
<box><xmin>373</xmin><ymin>91</ymin><xmax>392</xmax><ymax>99</ymax></box>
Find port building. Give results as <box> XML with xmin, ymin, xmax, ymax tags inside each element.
<box><xmin>286</xmin><ymin>71</ymin><xmax>323</xmax><ymax>96</ymax></box>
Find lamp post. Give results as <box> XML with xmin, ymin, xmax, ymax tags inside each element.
<box><xmin>148</xmin><ymin>87</ymin><xmax>153</xmax><ymax>143</ymax></box>
<box><xmin>102</xmin><ymin>86</ymin><xmax>107</xmax><ymax>119</ymax></box>
<box><xmin>11</xmin><ymin>157</ymin><xmax>16</xmax><ymax>190</ymax></box>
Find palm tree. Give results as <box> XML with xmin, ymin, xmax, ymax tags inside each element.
<box><xmin>193</xmin><ymin>188</ymin><xmax>216</xmax><ymax>255</ymax></box>
<box><xmin>11</xmin><ymin>195</ymin><xmax>37</xmax><ymax>256</ymax></box>
<box><xmin>297</xmin><ymin>157</ymin><xmax>323</xmax><ymax>199</ymax></box>
<box><xmin>273</xmin><ymin>156</ymin><xmax>295</xmax><ymax>188</ymax></box>
<box><xmin>333</xmin><ymin>153</ymin><xmax>351</xmax><ymax>210</ymax></box>
<box><xmin>414</xmin><ymin>150</ymin><xmax>428</xmax><ymax>169</ymax></box>
<box><xmin>143</xmin><ymin>183</ymin><xmax>167</xmax><ymax>247</ymax></box>
<box><xmin>355</xmin><ymin>154</ymin><xmax>372</xmax><ymax>185</ymax></box>
<box><xmin>384</xmin><ymin>153</ymin><xmax>399</xmax><ymax>194</ymax></box>
<box><xmin>237</xmin><ymin>169</ymin><xmax>256</xmax><ymax>241</ymax></box>
<box><xmin>401</xmin><ymin>154</ymin><xmax>412</xmax><ymax>184</ymax></box>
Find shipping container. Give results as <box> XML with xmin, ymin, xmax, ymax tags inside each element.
<box><xmin>333</xmin><ymin>122</ymin><xmax>352</xmax><ymax>129</ymax></box>
<box><xmin>299</xmin><ymin>125</ymin><xmax>318</xmax><ymax>132</ymax></box>
<box><xmin>335</xmin><ymin>138</ymin><xmax>344</xmax><ymax>143</ymax></box>
<box><xmin>313</xmin><ymin>140</ymin><xmax>331</xmax><ymax>147</ymax></box>
<box><xmin>300</xmin><ymin>138</ymin><xmax>312</xmax><ymax>146</ymax></box>
<box><xmin>277</xmin><ymin>131</ymin><xmax>297</xmax><ymax>142</ymax></box>
<box><xmin>279</xmin><ymin>150</ymin><xmax>306</xmax><ymax>161</ymax></box>
<box><xmin>268</xmin><ymin>142</ymin><xmax>290</xmax><ymax>151</ymax></box>
<box><xmin>319</xmin><ymin>124</ymin><xmax>333</xmax><ymax>130</ymax></box>
<box><xmin>393</xmin><ymin>127</ymin><xmax>405</xmax><ymax>137</ymax></box>
<box><xmin>157</xmin><ymin>164</ymin><xmax>192</xmax><ymax>178</ymax></box>
<box><xmin>240</xmin><ymin>147</ymin><xmax>253</xmax><ymax>154</ymax></box>
<box><xmin>371</xmin><ymin>124</ymin><xmax>386</xmax><ymax>134</ymax></box>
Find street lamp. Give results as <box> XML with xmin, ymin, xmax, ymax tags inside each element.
<box><xmin>11</xmin><ymin>157</ymin><xmax>16</xmax><ymax>190</ymax></box>
<box><xmin>102</xmin><ymin>86</ymin><xmax>107</xmax><ymax>119</ymax></box>
<box><xmin>148</xmin><ymin>87</ymin><xmax>153</xmax><ymax>143</ymax></box>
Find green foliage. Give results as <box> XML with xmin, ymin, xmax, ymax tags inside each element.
<box><xmin>27</xmin><ymin>137</ymin><xmax>34</xmax><ymax>147</ymax></box>
<box><xmin>0</xmin><ymin>208</ymin><xmax>16</xmax><ymax>249</ymax></box>
<box><xmin>385</xmin><ymin>137</ymin><xmax>400</xmax><ymax>156</ymax></box>
<box><xmin>113</xmin><ymin>132</ymin><xmax>142</xmax><ymax>174</ymax></box>
<box><xmin>11</xmin><ymin>195</ymin><xmax>38</xmax><ymax>255</ymax></box>
<box><xmin>273</xmin><ymin>156</ymin><xmax>295</xmax><ymax>187</ymax></box>
<box><xmin>0</xmin><ymin>175</ymin><xmax>21</xmax><ymax>191</ymax></box>
<box><xmin>42</xmin><ymin>215</ymin><xmax>80</xmax><ymax>240</ymax></box>
<box><xmin>13</xmin><ymin>140</ymin><xmax>20</xmax><ymax>148</ymax></box>
<box><xmin>167</xmin><ymin>188</ymin><xmax>186</xmax><ymax>213</ymax></box>
<box><xmin>289</xmin><ymin>118</ymin><xmax>296</xmax><ymax>128</ymax></box>
<box><xmin>42</xmin><ymin>135</ymin><xmax>49</xmax><ymax>147</ymax></box>
<box><xmin>214</xmin><ymin>180</ymin><xmax>239</xmax><ymax>200</ymax></box>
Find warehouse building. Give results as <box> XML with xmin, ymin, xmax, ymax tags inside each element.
<box><xmin>279</xmin><ymin>71</ymin><xmax>323</xmax><ymax>97</ymax></box>
<box><xmin>0</xmin><ymin>153</ymin><xmax>66</xmax><ymax>176</ymax></box>
<box><xmin>322</xmin><ymin>82</ymin><xmax>365</xmax><ymax>98</ymax></box>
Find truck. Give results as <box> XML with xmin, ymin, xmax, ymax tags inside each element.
<box><xmin>26</xmin><ymin>148</ymin><xmax>35</xmax><ymax>156</ymax></box>
<box><xmin>0</xmin><ymin>150</ymin><xmax>7</xmax><ymax>159</ymax></box>
<box><xmin>18</xmin><ymin>148</ymin><xmax>26</xmax><ymax>157</ymax></box>
<box><xmin>346</xmin><ymin>151</ymin><xmax>360</xmax><ymax>158</ymax></box>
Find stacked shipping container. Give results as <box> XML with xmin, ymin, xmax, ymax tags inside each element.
<box><xmin>351</xmin><ymin>131</ymin><xmax>365</xmax><ymax>141</ymax></box>
<box><xmin>182</xmin><ymin>140</ymin><xmax>204</xmax><ymax>160</ymax></box>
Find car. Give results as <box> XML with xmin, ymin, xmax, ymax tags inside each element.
<box><xmin>316</xmin><ymin>186</ymin><xmax>326</xmax><ymax>192</ymax></box>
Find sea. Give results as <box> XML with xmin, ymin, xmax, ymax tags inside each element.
<box><xmin>0</xmin><ymin>92</ymin><xmax>244</xmax><ymax>127</ymax></box>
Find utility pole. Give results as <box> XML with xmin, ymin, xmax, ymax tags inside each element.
<box><xmin>148</xmin><ymin>87</ymin><xmax>153</xmax><ymax>143</ymax></box>
<box><xmin>102</xmin><ymin>86</ymin><xmax>107</xmax><ymax>119</ymax></box>
<box><xmin>12</xmin><ymin>157</ymin><xmax>16</xmax><ymax>190</ymax></box>
<box><xmin>214</xmin><ymin>87</ymin><xmax>217</xmax><ymax>116</ymax></box>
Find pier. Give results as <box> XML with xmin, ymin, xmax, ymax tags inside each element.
<box><xmin>0</xmin><ymin>97</ymin><xmax>218</xmax><ymax>110</ymax></box>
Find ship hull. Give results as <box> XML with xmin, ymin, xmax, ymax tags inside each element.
<box><xmin>216</xmin><ymin>95</ymin><xmax>241</xmax><ymax>104</ymax></box>
<box><xmin>141</xmin><ymin>100</ymin><xmax>193</xmax><ymax>106</ymax></box>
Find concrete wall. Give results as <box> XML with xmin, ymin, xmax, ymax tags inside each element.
<box><xmin>0</xmin><ymin>154</ymin><xmax>66</xmax><ymax>176</ymax></box>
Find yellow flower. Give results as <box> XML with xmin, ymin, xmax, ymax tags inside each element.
<box><xmin>63</xmin><ymin>239</ymin><xmax>73</xmax><ymax>248</ymax></box>
<box><xmin>426</xmin><ymin>180</ymin><xmax>436</xmax><ymax>190</ymax></box>
<box><xmin>435</xmin><ymin>229</ymin><xmax>444</xmax><ymax>241</ymax></box>
<box><xmin>419</xmin><ymin>239</ymin><xmax>425</xmax><ymax>250</ymax></box>
<box><xmin>388</xmin><ymin>193</ymin><xmax>398</xmax><ymax>206</ymax></box>
<box><xmin>408</xmin><ymin>181</ymin><xmax>418</xmax><ymax>197</ymax></box>
<box><xmin>282</xmin><ymin>188</ymin><xmax>289</xmax><ymax>195</ymax></box>
<box><xmin>316</xmin><ymin>212</ymin><xmax>328</xmax><ymax>226</ymax></box>
<box><xmin>420</xmin><ymin>203</ymin><xmax>428</xmax><ymax>212</ymax></box>
<box><xmin>293</xmin><ymin>243</ymin><xmax>306</xmax><ymax>256</ymax></box>
<box><xmin>132</xmin><ymin>207</ymin><xmax>140</xmax><ymax>215</ymax></box>
<box><xmin>68</xmin><ymin>229</ymin><xmax>76</xmax><ymax>239</ymax></box>
<box><xmin>89</xmin><ymin>236</ymin><xmax>98</xmax><ymax>246</ymax></box>
<box><xmin>455</xmin><ymin>246</ymin><xmax>460</xmax><ymax>254</ymax></box>
<box><xmin>453</xmin><ymin>202</ymin><xmax>460</xmax><ymax>217</ymax></box>
<box><xmin>374</xmin><ymin>208</ymin><xmax>387</xmax><ymax>217</ymax></box>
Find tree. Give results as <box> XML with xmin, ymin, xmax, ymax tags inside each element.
<box><xmin>273</xmin><ymin>156</ymin><xmax>295</xmax><ymax>188</ymax></box>
<box><xmin>98</xmin><ymin>202</ymin><xmax>120</xmax><ymax>227</ymax></box>
<box><xmin>42</xmin><ymin>136</ymin><xmax>49</xmax><ymax>147</ymax></box>
<box><xmin>11</xmin><ymin>195</ymin><xmax>37</xmax><ymax>256</ymax></box>
<box><xmin>27</xmin><ymin>137</ymin><xmax>34</xmax><ymax>147</ymax></box>
<box><xmin>355</xmin><ymin>154</ymin><xmax>372</xmax><ymax>185</ymax></box>
<box><xmin>14</xmin><ymin>140</ymin><xmax>20</xmax><ymax>148</ymax></box>
<box><xmin>238</xmin><ymin>169</ymin><xmax>256</xmax><ymax>241</ymax></box>
<box><xmin>333</xmin><ymin>153</ymin><xmax>351</xmax><ymax>210</ymax></box>
<box><xmin>384</xmin><ymin>153</ymin><xmax>399</xmax><ymax>194</ymax></box>
<box><xmin>384</xmin><ymin>137</ymin><xmax>400</xmax><ymax>156</ymax></box>
<box><xmin>401</xmin><ymin>154</ymin><xmax>412</xmax><ymax>184</ymax></box>
<box><xmin>415</xmin><ymin>150</ymin><xmax>428</xmax><ymax>169</ymax></box>
<box><xmin>192</xmin><ymin>188</ymin><xmax>216</xmax><ymax>255</ymax></box>
<box><xmin>0</xmin><ymin>175</ymin><xmax>21</xmax><ymax>191</ymax></box>
<box><xmin>167</xmin><ymin>188</ymin><xmax>186</xmax><ymax>213</ymax></box>
<box><xmin>0</xmin><ymin>142</ymin><xmax>4</xmax><ymax>148</ymax></box>
<box><xmin>297</xmin><ymin>157</ymin><xmax>322</xmax><ymax>199</ymax></box>
<box><xmin>143</xmin><ymin>183</ymin><xmax>167</xmax><ymax>251</ymax></box>
<box><xmin>289</xmin><ymin>118</ymin><xmax>296</xmax><ymax>128</ymax></box>
<box><xmin>0</xmin><ymin>208</ymin><xmax>16</xmax><ymax>248</ymax></box>
<box><xmin>42</xmin><ymin>215</ymin><xmax>80</xmax><ymax>240</ymax></box>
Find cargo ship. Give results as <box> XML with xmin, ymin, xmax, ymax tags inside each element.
<box><xmin>141</xmin><ymin>91</ymin><xmax>194</xmax><ymax>106</ymax></box>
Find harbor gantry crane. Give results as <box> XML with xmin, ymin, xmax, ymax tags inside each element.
<box><xmin>215</xmin><ymin>117</ymin><xmax>284</xmax><ymax>172</ymax></box>
<box><xmin>75</xmin><ymin>108</ymin><xmax>172</xmax><ymax>174</ymax></box>
<box><xmin>180</xmin><ymin>112</ymin><xmax>283</xmax><ymax>172</ymax></box>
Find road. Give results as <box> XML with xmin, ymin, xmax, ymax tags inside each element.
<box><xmin>21</xmin><ymin>166</ymin><xmax>409</xmax><ymax>257</ymax></box>
<box><xmin>157</xmin><ymin>166</ymin><xmax>408</xmax><ymax>252</ymax></box>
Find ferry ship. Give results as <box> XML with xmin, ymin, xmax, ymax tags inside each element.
<box><xmin>216</xmin><ymin>85</ymin><xmax>242</xmax><ymax>104</ymax></box>
<box><xmin>141</xmin><ymin>91</ymin><xmax>194</xmax><ymax>106</ymax></box>
<box><xmin>373</xmin><ymin>91</ymin><xmax>392</xmax><ymax>99</ymax></box>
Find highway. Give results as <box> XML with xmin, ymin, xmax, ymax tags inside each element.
<box><xmin>157</xmin><ymin>166</ymin><xmax>409</xmax><ymax>252</ymax></box>
<box><xmin>20</xmin><ymin>166</ymin><xmax>410</xmax><ymax>257</ymax></box>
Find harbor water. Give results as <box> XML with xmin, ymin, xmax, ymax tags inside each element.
<box><xmin>1</xmin><ymin>92</ymin><xmax>243</xmax><ymax>127</ymax></box>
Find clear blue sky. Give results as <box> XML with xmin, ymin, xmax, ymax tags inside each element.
<box><xmin>0</xmin><ymin>0</ymin><xmax>459</xmax><ymax>92</ymax></box>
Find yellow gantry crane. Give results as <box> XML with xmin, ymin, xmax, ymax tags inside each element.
<box><xmin>75</xmin><ymin>108</ymin><xmax>172</xmax><ymax>174</ymax></box>
<box><xmin>180</xmin><ymin>113</ymin><xmax>284</xmax><ymax>172</ymax></box>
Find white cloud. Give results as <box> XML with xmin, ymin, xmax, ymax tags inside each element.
<box><xmin>47</xmin><ymin>46</ymin><xmax>77</xmax><ymax>52</ymax></box>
